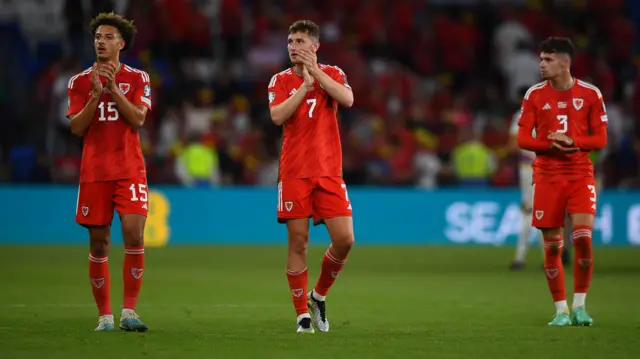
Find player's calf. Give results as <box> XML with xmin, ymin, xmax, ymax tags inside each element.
<box><xmin>120</xmin><ymin>214</ymin><xmax>146</xmax><ymax>313</ymax></box>
<box><xmin>542</xmin><ymin>230</ymin><xmax>569</xmax><ymax>316</ymax></box>
<box><xmin>286</xmin><ymin>219</ymin><xmax>312</xmax><ymax>327</ymax></box>
<box><xmin>572</xmin><ymin>224</ymin><xmax>594</xmax><ymax>316</ymax></box>
<box><xmin>88</xmin><ymin>226</ymin><xmax>112</xmax><ymax>321</ymax></box>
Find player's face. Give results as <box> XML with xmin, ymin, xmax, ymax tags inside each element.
<box><xmin>287</xmin><ymin>32</ymin><xmax>318</xmax><ymax>64</ymax></box>
<box><xmin>539</xmin><ymin>52</ymin><xmax>566</xmax><ymax>80</ymax></box>
<box><xmin>94</xmin><ymin>25</ymin><xmax>124</xmax><ymax>61</ymax></box>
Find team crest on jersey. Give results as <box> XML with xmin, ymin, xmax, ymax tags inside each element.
<box><xmin>130</xmin><ymin>268</ymin><xmax>144</xmax><ymax>280</ymax></box>
<box><xmin>119</xmin><ymin>83</ymin><xmax>130</xmax><ymax>94</ymax></box>
<box><xmin>91</xmin><ymin>277</ymin><xmax>105</xmax><ymax>289</ymax></box>
<box><xmin>81</xmin><ymin>205</ymin><xmax>89</xmax><ymax>217</ymax></box>
<box><xmin>572</xmin><ymin>98</ymin><xmax>584</xmax><ymax>110</ymax></box>
<box><xmin>535</xmin><ymin>210</ymin><xmax>544</xmax><ymax>220</ymax></box>
<box><xmin>269</xmin><ymin>91</ymin><xmax>275</xmax><ymax>103</ymax></box>
<box><xmin>285</xmin><ymin>201</ymin><xmax>294</xmax><ymax>212</ymax></box>
<box><xmin>144</xmin><ymin>84</ymin><xmax>151</xmax><ymax>97</ymax></box>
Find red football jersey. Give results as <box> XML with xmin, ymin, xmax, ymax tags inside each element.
<box><xmin>67</xmin><ymin>64</ymin><xmax>152</xmax><ymax>183</ymax></box>
<box><xmin>519</xmin><ymin>79</ymin><xmax>608</xmax><ymax>183</ymax></box>
<box><xmin>268</xmin><ymin>65</ymin><xmax>351</xmax><ymax>180</ymax></box>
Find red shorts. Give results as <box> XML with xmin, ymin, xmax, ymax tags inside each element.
<box><xmin>277</xmin><ymin>176</ymin><xmax>352</xmax><ymax>225</ymax></box>
<box><xmin>76</xmin><ymin>177</ymin><xmax>149</xmax><ymax>226</ymax></box>
<box><xmin>532</xmin><ymin>177</ymin><xmax>597</xmax><ymax>229</ymax></box>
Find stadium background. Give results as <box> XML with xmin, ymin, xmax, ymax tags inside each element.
<box><xmin>1</xmin><ymin>1</ymin><xmax>640</xmax><ymax>358</ymax></box>
<box><xmin>0</xmin><ymin>0</ymin><xmax>639</xmax><ymax>245</ymax></box>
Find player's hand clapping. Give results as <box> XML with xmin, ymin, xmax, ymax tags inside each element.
<box><xmin>297</xmin><ymin>49</ymin><xmax>319</xmax><ymax>75</ymax></box>
<box><xmin>90</xmin><ymin>63</ymin><xmax>103</xmax><ymax>97</ymax></box>
<box><xmin>302</xmin><ymin>66</ymin><xmax>315</xmax><ymax>91</ymax></box>
<box><xmin>98</xmin><ymin>62</ymin><xmax>118</xmax><ymax>93</ymax></box>
<box><xmin>548</xmin><ymin>132</ymin><xmax>579</xmax><ymax>153</ymax></box>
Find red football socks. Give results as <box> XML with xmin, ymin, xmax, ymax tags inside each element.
<box><xmin>543</xmin><ymin>235</ymin><xmax>566</xmax><ymax>302</ymax></box>
<box><xmin>573</xmin><ymin>226</ymin><xmax>594</xmax><ymax>294</ymax></box>
<box><xmin>89</xmin><ymin>253</ymin><xmax>111</xmax><ymax>316</ymax></box>
<box><xmin>123</xmin><ymin>246</ymin><xmax>145</xmax><ymax>310</ymax></box>
<box><xmin>286</xmin><ymin>267</ymin><xmax>309</xmax><ymax>315</ymax></box>
<box><xmin>314</xmin><ymin>247</ymin><xmax>347</xmax><ymax>297</ymax></box>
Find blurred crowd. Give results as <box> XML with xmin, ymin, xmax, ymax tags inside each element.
<box><xmin>2</xmin><ymin>0</ymin><xmax>640</xmax><ymax>188</ymax></box>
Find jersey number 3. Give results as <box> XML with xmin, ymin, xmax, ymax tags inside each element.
<box><xmin>556</xmin><ymin>115</ymin><xmax>568</xmax><ymax>134</ymax></box>
<box><xmin>98</xmin><ymin>101</ymin><xmax>119</xmax><ymax>122</ymax></box>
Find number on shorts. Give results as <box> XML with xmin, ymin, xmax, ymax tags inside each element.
<box><xmin>129</xmin><ymin>183</ymin><xmax>148</xmax><ymax>202</ymax></box>
<box><xmin>556</xmin><ymin>115</ymin><xmax>568</xmax><ymax>133</ymax></box>
<box><xmin>588</xmin><ymin>184</ymin><xmax>596</xmax><ymax>203</ymax></box>
<box><xmin>98</xmin><ymin>101</ymin><xmax>119</xmax><ymax>121</ymax></box>
<box><xmin>341</xmin><ymin>184</ymin><xmax>350</xmax><ymax>202</ymax></box>
<box><xmin>306</xmin><ymin>99</ymin><xmax>316</xmax><ymax>118</ymax></box>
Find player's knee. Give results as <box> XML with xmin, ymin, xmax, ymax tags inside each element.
<box><xmin>89</xmin><ymin>227</ymin><xmax>110</xmax><ymax>256</ymax></box>
<box><xmin>288</xmin><ymin>231</ymin><xmax>309</xmax><ymax>255</ymax></box>
<box><xmin>543</xmin><ymin>238</ymin><xmax>563</xmax><ymax>254</ymax></box>
<box><xmin>122</xmin><ymin>226</ymin><xmax>144</xmax><ymax>247</ymax></box>
<box><xmin>331</xmin><ymin>232</ymin><xmax>354</xmax><ymax>253</ymax></box>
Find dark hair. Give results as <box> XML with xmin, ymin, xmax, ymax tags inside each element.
<box><xmin>288</xmin><ymin>20</ymin><xmax>320</xmax><ymax>40</ymax></box>
<box><xmin>538</xmin><ymin>37</ymin><xmax>575</xmax><ymax>60</ymax></box>
<box><xmin>89</xmin><ymin>12</ymin><xmax>137</xmax><ymax>51</ymax></box>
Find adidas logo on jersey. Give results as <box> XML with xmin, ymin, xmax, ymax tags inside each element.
<box><xmin>542</xmin><ymin>103</ymin><xmax>551</xmax><ymax>110</ymax></box>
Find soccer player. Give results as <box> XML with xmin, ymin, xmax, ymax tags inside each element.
<box><xmin>517</xmin><ymin>37</ymin><xmax>607</xmax><ymax>326</ymax></box>
<box><xmin>268</xmin><ymin>20</ymin><xmax>355</xmax><ymax>334</ymax></box>
<box><xmin>67</xmin><ymin>12</ymin><xmax>152</xmax><ymax>332</ymax></box>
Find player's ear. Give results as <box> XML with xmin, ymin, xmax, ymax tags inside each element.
<box><xmin>313</xmin><ymin>41</ymin><xmax>320</xmax><ymax>52</ymax></box>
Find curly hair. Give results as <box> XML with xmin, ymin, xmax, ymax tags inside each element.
<box><xmin>89</xmin><ymin>12</ymin><xmax>137</xmax><ymax>51</ymax></box>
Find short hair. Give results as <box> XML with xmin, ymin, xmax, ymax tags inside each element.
<box><xmin>288</xmin><ymin>20</ymin><xmax>320</xmax><ymax>40</ymax></box>
<box><xmin>89</xmin><ymin>12</ymin><xmax>137</xmax><ymax>51</ymax></box>
<box><xmin>538</xmin><ymin>37</ymin><xmax>575</xmax><ymax>60</ymax></box>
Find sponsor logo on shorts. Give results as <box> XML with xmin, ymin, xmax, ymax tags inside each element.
<box><xmin>82</xmin><ymin>206</ymin><xmax>89</xmax><ymax>217</ymax></box>
<box><xmin>285</xmin><ymin>201</ymin><xmax>293</xmax><ymax>212</ymax></box>
<box><xmin>91</xmin><ymin>277</ymin><xmax>105</xmax><ymax>288</ymax></box>
<box><xmin>535</xmin><ymin>210</ymin><xmax>544</xmax><ymax>220</ymax></box>
<box><xmin>130</xmin><ymin>268</ymin><xmax>144</xmax><ymax>280</ymax></box>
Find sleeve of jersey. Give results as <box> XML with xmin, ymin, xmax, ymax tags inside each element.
<box><xmin>517</xmin><ymin>99</ymin><xmax>552</xmax><ymax>152</ymax></box>
<box><xmin>574</xmin><ymin>96</ymin><xmax>608</xmax><ymax>150</ymax></box>
<box><xmin>132</xmin><ymin>71</ymin><xmax>152</xmax><ymax>110</ymax></box>
<box><xmin>330</xmin><ymin>66</ymin><xmax>351</xmax><ymax>89</ymax></box>
<box><xmin>66</xmin><ymin>77</ymin><xmax>86</xmax><ymax>118</ymax></box>
<box><xmin>268</xmin><ymin>74</ymin><xmax>287</xmax><ymax>108</ymax></box>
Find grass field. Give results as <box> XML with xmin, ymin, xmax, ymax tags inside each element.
<box><xmin>1</xmin><ymin>245</ymin><xmax>639</xmax><ymax>359</ymax></box>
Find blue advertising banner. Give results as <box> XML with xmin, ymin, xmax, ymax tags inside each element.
<box><xmin>0</xmin><ymin>186</ymin><xmax>638</xmax><ymax>246</ymax></box>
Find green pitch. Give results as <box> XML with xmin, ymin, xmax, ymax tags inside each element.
<box><xmin>1</xmin><ymin>245</ymin><xmax>639</xmax><ymax>359</ymax></box>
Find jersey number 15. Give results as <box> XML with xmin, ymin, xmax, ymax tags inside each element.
<box><xmin>98</xmin><ymin>101</ymin><xmax>119</xmax><ymax>122</ymax></box>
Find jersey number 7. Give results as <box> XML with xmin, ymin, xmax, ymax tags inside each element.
<box><xmin>306</xmin><ymin>99</ymin><xmax>316</xmax><ymax>118</ymax></box>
